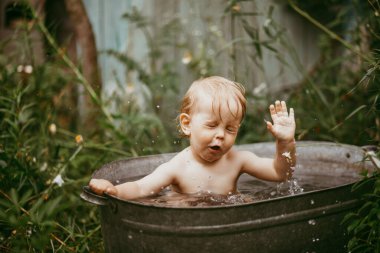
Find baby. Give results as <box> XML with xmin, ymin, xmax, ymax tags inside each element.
<box><xmin>89</xmin><ymin>76</ymin><xmax>296</xmax><ymax>200</ymax></box>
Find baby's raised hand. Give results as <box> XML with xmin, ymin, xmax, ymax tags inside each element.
<box><xmin>266</xmin><ymin>100</ymin><xmax>295</xmax><ymax>142</ymax></box>
<box><xmin>89</xmin><ymin>178</ymin><xmax>118</xmax><ymax>196</ymax></box>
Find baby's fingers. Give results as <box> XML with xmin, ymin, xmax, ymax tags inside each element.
<box><xmin>281</xmin><ymin>101</ymin><xmax>288</xmax><ymax>116</ymax></box>
<box><xmin>275</xmin><ymin>100</ymin><xmax>282</xmax><ymax>114</ymax></box>
<box><xmin>266</xmin><ymin>120</ymin><xmax>275</xmax><ymax>136</ymax></box>
<box><xmin>105</xmin><ymin>186</ymin><xmax>117</xmax><ymax>196</ymax></box>
<box><xmin>289</xmin><ymin>108</ymin><xmax>295</xmax><ymax>121</ymax></box>
<box><xmin>269</xmin><ymin>104</ymin><xmax>278</xmax><ymax>121</ymax></box>
<box><xmin>89</xmin><ymin>179</ymin><xmax>113</xmax><ymax>195</ymax></box>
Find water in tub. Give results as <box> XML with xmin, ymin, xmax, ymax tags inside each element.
<box><xmin>115</xmin><ymin>157</ymin><xmax>361</xmax><ymax>207</ymax></box>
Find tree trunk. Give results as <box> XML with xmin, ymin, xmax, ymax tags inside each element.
<box><xmin>64</xmin><ymin>0</ymin><xmax>102</xmax><ymax>133</ymax></box>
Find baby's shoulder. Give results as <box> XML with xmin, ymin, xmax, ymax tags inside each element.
<box><xmin>229</xmin><ymin>148</ymin><xmax>259</xmax><ymax>163</ymax></box>
<box><xmin>166</xmin><ymin>148</ymin><xmax>190</xmax><ymax>167</ymax></box>
<box><xmin>227</xmin><ymin>147</ymin><xmax>254</xmax><ymax>156</ymax></box>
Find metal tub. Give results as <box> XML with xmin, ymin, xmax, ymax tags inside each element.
<box><xmin>81</xmin><ymin>141</ymin><xmax>376</xmax><ymax>253</ymax></box>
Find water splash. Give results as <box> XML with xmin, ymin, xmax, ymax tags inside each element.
<box><xmin>276</xmin><ymin>178</ymin><xmax>304</xmax><ymax>196</ymax></box>
<box><xmin>277</xmin><ymin>149</ymin><xmax>304</xmax><ymax>196</ymax></box>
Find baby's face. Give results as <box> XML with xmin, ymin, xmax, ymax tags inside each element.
<box><xmin>188</xmin><ymin>93</ymin><xmax>242</xmax><ymax>163</ymax></box>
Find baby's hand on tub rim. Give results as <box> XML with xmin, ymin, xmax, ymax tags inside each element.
<box><xmin>89</xmin><ymin>178</ymin><xmax>118</xmax><ymax>196</ymax></box>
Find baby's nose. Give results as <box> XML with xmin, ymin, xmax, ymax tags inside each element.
<box><xmin>215</xmin><ymin>127</ymin><xmax>225</xmax><ymax>139</ymax></box>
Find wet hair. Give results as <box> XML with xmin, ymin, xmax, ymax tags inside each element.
<box><xmin>178</xmin><ymin>76</ymin><xmax>246</xmax><ymax>136</ymax></box>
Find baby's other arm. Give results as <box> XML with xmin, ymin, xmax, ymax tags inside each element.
<box><xmin>89</xmin><ymin>161</ymin><xmax>176</xmax><ymax>200</ymax></box>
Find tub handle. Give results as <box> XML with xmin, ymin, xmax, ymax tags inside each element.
<box><xmin>362</xmin><ymin>145</ymin><xmax>380</xmax><ymax>169</ymax></box>
<box><xmin>80</xmin><ymin>186</ymin><xmax>108</xmax><ymax>206</ymax></box>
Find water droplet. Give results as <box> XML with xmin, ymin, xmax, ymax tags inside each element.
<box><xmin>310</xmin><ymin>199</ymin><xmax>315</xmax><ymax>205</ymax></box>
<box><xmin>308</xmin><ymin>219</ymin><xmax>316</xmax><ymax>226</ymax></box>
<box><xmin>128</xmin><ymin>235</ymin><xmax>133</xmax><ymax>239</ymax></box>
<box><xmin>156</xmin><ymin>105</ymin><xmax>160</xmax><ymax>109</ymax></box>
<box><xmin>151</xmin><ymin>140</ymin><xmax>155</xmax><ymax>144</ymax></box>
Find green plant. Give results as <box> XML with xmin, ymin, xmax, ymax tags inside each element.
<box><xmin>0</xmin><ymin>13</ymin><xmax>174</xmax><ymax>252</ymax></box>
<box><xmin>286</xmin><ymin>1</ymin><xmax>380</xmax><ymax>252</ymax></box>
<box><xmin>342</xmin><ymin>150</ymin><xmax>380</xmax><ymax>253</ymax></box>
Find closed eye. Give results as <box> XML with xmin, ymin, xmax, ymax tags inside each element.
<box><xmin>205</xmin><ymin>122</ymin><xmax>218</xmax><ymax>128</ymax></box>
<box><xmin>226</xmin><ymin>126</ymin><xmax>238</xmax><ymax>133</ymax></box>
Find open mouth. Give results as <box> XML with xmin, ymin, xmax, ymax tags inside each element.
<box><xmin>209</xmin><ymin>145</ymin><xmax>221</xmax><ymax>151</ymax></box>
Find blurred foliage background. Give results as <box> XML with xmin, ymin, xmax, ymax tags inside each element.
<box><xmin>0</xmin><ymin>0</ymin><xmax>379</xmax><ymax>252</ymax></box>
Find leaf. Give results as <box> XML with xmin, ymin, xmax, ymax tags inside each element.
<box><xmin>347</xmin><ymin>219</ymin><xmax>360</xmax><ymax>233</ymax></box>
<box><xmin>352</xmin><ymin>177</ymin><xmax>375</xmax><ymax>192</ymax></box>
<box><xmin>330</xmin><ymin>105</ymin><xmax>367</xmax><ymax>131</ymax></box>
<box><xmin>45</xmin><ymin>196</ymin><xmax>63</xmax><ymax>217</ymax></box>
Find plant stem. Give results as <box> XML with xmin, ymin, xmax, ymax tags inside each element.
<box><xmin>288</xmin><ymin>0</ymin><xmax>375</xmax><ymax>65</ymax></box>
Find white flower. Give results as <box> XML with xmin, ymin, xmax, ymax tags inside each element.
<box><xmin>52</xmin><ymin>174</ymin><xmax>64</xmax><ymax>187</ymax></box>
<box><xmin>49</xmin><ymin>123</ymin><xmax>57</xmax><ymax>135</ymax></box>
<box><xmin>17</xmin><ymin>65</ymin><xmax>24</xmax><ymax>73</ymax></box>
<box><xmin>24</xmin><ymin>65</ymin><xmax>33</xmax><ymax>74</ymax></box>
<box><xmin>40</xmin><ymin>162</ymin><xmax>47</xmax><ymax>172</ymax></box>
<box><xmin>182</xmin><ymin>52</ymin><xmax>192</xmax><ymax>64</ymax></box>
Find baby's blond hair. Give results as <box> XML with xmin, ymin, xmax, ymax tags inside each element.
<box><xmin>178</xmin><ymin>76</ymin><xmax>246</xmax><ymax>136</ymax></box>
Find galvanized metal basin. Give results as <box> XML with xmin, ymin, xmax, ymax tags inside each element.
<box><xmin>81</xmin><ymin>141</ymin><xmax>376</xmax><ymax>253</ymax></box>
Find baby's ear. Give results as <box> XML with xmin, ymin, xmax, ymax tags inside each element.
<box><xmin>179</xmin><ymin>113</ymin><xmax>191</xmax><ymax>136</ymax></box>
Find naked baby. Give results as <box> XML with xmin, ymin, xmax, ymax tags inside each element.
<box><xmin>89</xmin><ymin>76</ymin><xmax>296</xmax><ymax>200</ymax></box>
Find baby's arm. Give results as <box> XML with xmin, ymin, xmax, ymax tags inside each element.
<box><xmin>266</xmin><ymin>100</ymin><xmax>296</xmax><ymax>179</ymax></box>
<box><xmin>240</xmin><ymin>100</ymin><xmax>295</xmax><ymax>181</ymax></box>
<box><xmin>89</xmin><ymin>162</ymin><xmax>176</xmax><ymax>200</ymax></box>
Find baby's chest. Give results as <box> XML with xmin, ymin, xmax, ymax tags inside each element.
<box><xmin>175</xmin><ymin>167</ymin><xmax>239</xmax><ymax>194</ymax></box>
